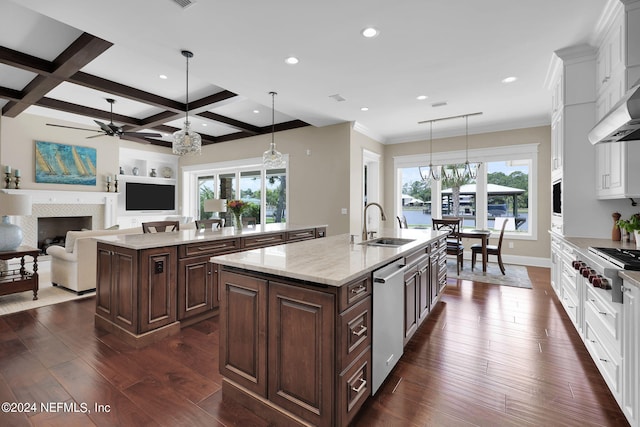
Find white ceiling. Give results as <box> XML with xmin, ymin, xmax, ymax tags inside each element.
<box><xmin>1</xmin><ymin>0</ymin><xmax>611</xmax><ymax>144</ymax></box>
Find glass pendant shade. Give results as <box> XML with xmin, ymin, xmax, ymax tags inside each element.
<box><xmin>172</xmin><ymin>50</ymin><xmax>202</xmax><ymax>156</ymax></box>
<box><xmin>263</xmin><ymin>91</ymin><xmax>285</xmax><ymax>168</ymax></box>
<box><xmin>173</xmin><ymin>121</ymin><xmax>202</xmax><ymax>155</ymax></box>
<box><xmin>263</xmin><ymin>142</ymin><xmax>284</xmax><ymax>168</ymax></box>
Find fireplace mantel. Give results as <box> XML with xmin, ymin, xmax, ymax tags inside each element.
<box><xmin>1</xmin><ymin>189</ymin><xmax>119</xmax><ymax>248</ymax></box>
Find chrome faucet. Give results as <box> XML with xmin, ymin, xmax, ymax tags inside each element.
<box><xmin>362</xmin><ymin>202</ymin><xmax>387</xmax><ymax>241</ymax></box>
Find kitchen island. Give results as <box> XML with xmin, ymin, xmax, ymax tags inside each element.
<box><xmin>210</xmin><ymin>228</ymin><xmax>448</xmax><ymax>427</ymax></box>
<box><xmin>93</xmin><ymin>223</ymin><xmax>326</xmax><ymax>347</ymax></box>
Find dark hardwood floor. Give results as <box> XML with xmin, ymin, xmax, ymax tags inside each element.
<box><xmin>0</xmin><ymin>266</ymin><xmax>629</xmax><ymax>426</ymax></box>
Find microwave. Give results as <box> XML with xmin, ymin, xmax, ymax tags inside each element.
<box><xmin>552</xmin><ymin>180</ymin><xmax>561</xmax><ymax>215</ymax></box>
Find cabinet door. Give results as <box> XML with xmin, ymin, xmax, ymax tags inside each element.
<box><xmin>178</xmin><ymin>255</ymin><xmax>214</xmax><ymax>320</ymax></box>
<box><xmin>139</xmin><ymin>247</ymin><xmax>177</xmax><ymax>333</ymax></box>
<box><xmin>623</xmin><ymin>283</ymin><xmax>639</xmax><ymax>426</ymax></box>
<box><xmin>268</xmin><ymin>281</ymin><xmax>335</xmax><ymax>427</ymax></box>
<box><xmin>96</xmin><ymin>244</ymin><xmax>115</xmax><ymax>318</ymax></box>
<box><xmin>417</xmin><ymin>258</ymin><xmax>430</xmax><ymax>324</ymax></box>
<box><xmin>403</xmin><ymin>267</ymin><xmax>418</xmax><ymax>346</ymax></box>
<box><xmin>219</xmin><ymin>270</ymin><xmax>268</xmax><ymax>396</ymax></box>
<box><xmin>551</xmin><ymin>114</ymin><xmax>563</xmax><ymax>177</ymax></box>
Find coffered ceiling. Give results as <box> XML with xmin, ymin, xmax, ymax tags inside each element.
<box><xmin>0</xmin><ymin>0</ymin><xmax>610</xmax><ymax>148</ymax></box>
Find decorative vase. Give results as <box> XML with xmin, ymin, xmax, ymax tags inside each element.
<box><xmin>150</xmin><ymin>168</ymin><xmax>157</xmax><ymax>177</ymax></box>
<box><xmin>233</xmin><ymin>213</ymin><xmax>242</xmax><ymax>230</ymax></box>
<box><xmin>612</xmin><ymin>212</ymin><xmax>621</xmax><ymax>241</ymax></box>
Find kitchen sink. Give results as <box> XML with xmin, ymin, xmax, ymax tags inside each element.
<box><xmin>360</xmin><ymin>237</ymin><xmax>416</xmax><ymax>247</ymax></box>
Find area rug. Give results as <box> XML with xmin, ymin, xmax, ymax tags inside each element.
<box><xmin>0</xmin><ymin>270</ymin><xmax>95</xmax><ymax>317</ymax></box>
<box><xmin>447</xmin><ymin>260</ymin><xmax>533</xmax><ymax>289</ymax></box>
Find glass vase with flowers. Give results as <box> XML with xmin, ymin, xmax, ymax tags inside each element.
<box><xmin>227</xmin><ymin>199</ymin><xmax>248</xmax><ymax>230</ymax></box>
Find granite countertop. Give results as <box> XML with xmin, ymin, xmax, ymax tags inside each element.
<box><xmin>210</xmin><ymin>228</ymin><xmax>448</xmax><ymax>287</ymax></box>
<box><xmin>94</xmin><ymin>223</ymin><xmax>324</xmax><ymax>250</ymax></box>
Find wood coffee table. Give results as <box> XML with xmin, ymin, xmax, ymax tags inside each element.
<box><xmin>0</xmin><ymin>246</ymin><xmax>40</xmax><ymax>300</ymax></box>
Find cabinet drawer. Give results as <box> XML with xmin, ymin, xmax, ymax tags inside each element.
<box><xmin>339</xmin><ymin>276</ymin><xmax>372</xmax><ymax>312</ymax></box>
<box><xmin>337</xmin><ymin>349</ymin><xmax>371</xmax><ymax>427</ymax></box>
<box><xmin>242</xmin><ymin>233</ymin><xmax>285</xmax><ymax>249</ymax></box>
<box><xmin>338</xmin><ymin>296</ymin><xmax>371</xmax><ymax>371</ymax></box>
<box><xmin>286</xmin><ymin>228</ymin><xmax>316</xmax><ymax>242</ymax></box>
<box><xmin>405</xmin><ymin>246</ymin><xmax>428</xmax><ymax>267</ymax></box>
<box><xmin>585</xmin><ymin>285</ymin><xmax>622</xmax><ymax>354</ymax></box>
<box><xmin>584</xmin><ymin>319</ymin><xmax>622</xmax><ymax>397</ymax></box>
<box><xmin>560</xmin><ymin>283</ymin><xmax>579</xmax><ymax>326</ymax></box>
<box><xmin>180</xmin><ymin>238</ymin><xmax>241</xmax><ymax>257</ymax></box>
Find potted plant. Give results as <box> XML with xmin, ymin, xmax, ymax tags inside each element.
<box><xmin>617</xmin><ymin>213</ymin><xmax>640</xmax><ymax>245</ymax></box>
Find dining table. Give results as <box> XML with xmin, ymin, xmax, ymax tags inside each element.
<box><xmin>459</xmin><ymin>229</ymin><xmax>492</xmax><ymax>272</ymax></box>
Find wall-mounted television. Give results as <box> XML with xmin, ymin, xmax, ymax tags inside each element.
<box><xmin>125</xmin><ymin>182</ymin><xmax>176</xmax><ymax>212</ymax></box>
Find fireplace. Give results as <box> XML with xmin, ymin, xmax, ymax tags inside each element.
<box><xmin>3</xmin><ymin>189</ymin><xmax>119</xmax><ymax>252</ymax></box>
<box><xmin>37</xmin><ymin>216</ymin><xmax>92</xmax><ymax>253</ymax></box>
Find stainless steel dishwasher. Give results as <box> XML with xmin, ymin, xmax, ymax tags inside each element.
<box><xmin>372</xmin><ymin>258</ymin><xmax>407</xmax><ymax>394</ymax></box>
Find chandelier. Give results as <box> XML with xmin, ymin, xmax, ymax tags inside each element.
<box><xmin>418</xmin><ymin>121</ymin><xmax>441</xmax><ymax>183</ymax></box>
<box><xmin>418</xmin><ymin>112</ymin><xmax>482</xmax><ymax>182</ymax></box>
<box><xmin>263</xmin><ymin>91</ymin><xmax>285</xmax><ymax>168</ymax></box>
<box><xmin>173</xmin><ymin>50</ymin><xmax>202</xmax><ymax>156</ymax></box>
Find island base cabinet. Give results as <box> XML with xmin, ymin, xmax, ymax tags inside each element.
<box><xmin>219</xmin><ymin>267</ymin><xmax>372</xmax><ymax>427</ymax></box>
<box><xmin>95</xmin><ymin>243</ymin><xmax>178</xmax><ymax>343</ymax></box>
<box><xmin>177</xmin><ymin>255</ymin><xmax>216</xmax><ymax>321</ymax></box>
<box><xmin>268</xmin><ymin>281</ymin><xmax>335</xmax><ymax>426</ymax></box>
<box><xmin>219</xmin><ymin>271</ymin><xmax>268</xmax><ymax>397</ymax></box>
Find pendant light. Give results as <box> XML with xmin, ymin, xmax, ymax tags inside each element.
<box><xmin>419</xmin><ymin>121</ymin><xmax>441</xmax><ymax>182</ymax></box>
<box><xmin>263</xmin><ymin>91</ymin><xmax>285</xmax><ymax>168</ymax></box>
<box><xmin>173</xmin><ymin>50</ymin><xmax>202</xmax><ymax>156</ymax></box>
<box><xmin>462</xmin><ymin>114</ymin><xmax>481</xmax><ymax>179</ymax></box>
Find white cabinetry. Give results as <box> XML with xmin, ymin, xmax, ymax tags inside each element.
<box><xmin>595</xmin><ymin>1</ymin><xmax>640</xmax><ymax>200</ymax></box>
<box><xmin>596</xmin><ymin>141</ymin><xmax>640</xmax><ymax>199</ymax></box>
<box><xmin>546</xmin><ymin>46</ymin><xmax>598</xmax><ymax>237</ymax></box>
<box><xmin>622</xmin><ymin>281</ymin><xmax>639</xmax><ymax>427</ymax></box>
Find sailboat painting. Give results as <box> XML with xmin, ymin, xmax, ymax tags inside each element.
<box><xmin>35</xmin><ymin>141</ymin><xmax>97</xmax><ymax>185</ymax></box>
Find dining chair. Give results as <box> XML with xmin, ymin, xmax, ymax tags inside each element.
<box><xmin>432</xmin><ymin>217</ymin><xmax>464</xmax><ymax>274</ymax></box>
<box><xmin>241</xmin><ymin>217</ymin><xmax>257</xmax><ymax>228</ymax></box>
<box><xmin>471</xmin><ymin>217</ymin><xmax>508</xmax><ymax>274</ymax></box>
<box><xmin>141</xmin><ymin>221</ymin><xmax>180</xmax><ymax>233</ymax></box>
<box><xmin>195</xmin><ymin>218</ymin><xmax>224</xmax><ymax>230</ymax></box>
<box><xmin>397</xmin><ymin>215</ymin><xmax>408</xmax><ymax>229</ymax></box>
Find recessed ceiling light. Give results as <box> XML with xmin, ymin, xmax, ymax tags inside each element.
<box><xmin>502</xmin><ymin>76</ymin><xmax>517</xmax><ymax>83</ymax></box>
<box><xmin>159</xmin><ymin>74</ymin><xmax>168</xmax><ymax>79</ymax></box>
<box><xmin>253</xmin><ymin>109</ymin><xmax>260</xmax><ymax>114</ymax></box>
<box><xmin>285</xmin><ymin>56</ymin><xmax>299</xmax><ymax>65</ymax></box>
<box><xmin>202</xmin><ymin>123</ymin><xmax>207</xmax><ymax>126</ymax></box>
<box><xmin>361</xmin><ymin>107</ymin><xmax>369</xmax><ymax>111</ymax></box>
<box><xmin>417</xmin><ymin>95</ymin><xmax>428</xmax><ymax>101</ymax></box>
<box><xmin>361</xmin><ymin>27</ymin><xmax>379</xmax><ymax>38</ymax></box>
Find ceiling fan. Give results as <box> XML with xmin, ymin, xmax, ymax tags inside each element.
<box><xmin>46</xmin><ymin>98</ymin><xmax>162</xmax><ymax>143</ymax></box>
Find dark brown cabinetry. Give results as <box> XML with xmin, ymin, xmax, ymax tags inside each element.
<box><xmin>96</xmin><ymin>243</ymin><xmax>177</xmax><ymax>341</ymax></box>
<box><xmin>95</xmin><ymin>227</ymin><xmax>325</xmax><ymax>345</ymax></box>
<box><xmin>177</xmin><ymin>238</ymin><xmax>240</xmax><ymax>322</ymax></box>
<box><xmin>218</xmin><ymin>268</ymin><xmax>371</xmax><ymax>427</ymax></box>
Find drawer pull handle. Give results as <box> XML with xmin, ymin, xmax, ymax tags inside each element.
<box><xmin>351</xmin><ymin>378</ymin><xmax>366</xmax><ymax>393</ymax></box>
<box><xmin>352</xmin><ymin>325</ymin><xmax>367</xmax><ymax>337</ymax></box>
<box><xmin>254</xmin><ymin>237</ymin><xmax>278</xmax><ymax>243</ymax></box>
<box><xmin>598</xmin><ymin>311</ymin><xmax>607</xmax><ymax>316</ymax></box>
<box><xmin>351</xmin><ymin>285</ymin><xmax>367</xmax><ymax>295</ymax></box>
<box><xmin>599</xmin><ymin>358</ymin><xmax>608</xmax><ymax>363</ymax></box>
<box><xmin>196</xmin><ymin>243</ymin><xmax>231</xmax><ymax>251</ymax></box>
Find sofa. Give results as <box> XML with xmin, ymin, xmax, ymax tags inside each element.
<box><xmin>46</xmin><ymin>226</ymin><xmax>142</xmax><ymax>294</ymax></box>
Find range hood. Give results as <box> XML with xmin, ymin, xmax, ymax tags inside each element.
<box><xmin>588</xmin><ymin>80</ymin><xmax>640</xmax><ymax>144</ymax></box>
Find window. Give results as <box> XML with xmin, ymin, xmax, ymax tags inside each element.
<box><xmin>394</xmin><ymin>144</ymin><xmax>537</xmax><ymax>239</ymax></box>
<box><xmin>182</xmin><ymin>157</ymin><xmax>288</xmax><ymax>226</ymax></box>
<box><xmin>198</xmin><ymin>175</ymin><xmax>215</xmax><ymax>219</ymax></box>
<box><xmin>399</xmin><ymin>167</ymin><xmax>432</xmax><ymax>228</ymax></box>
